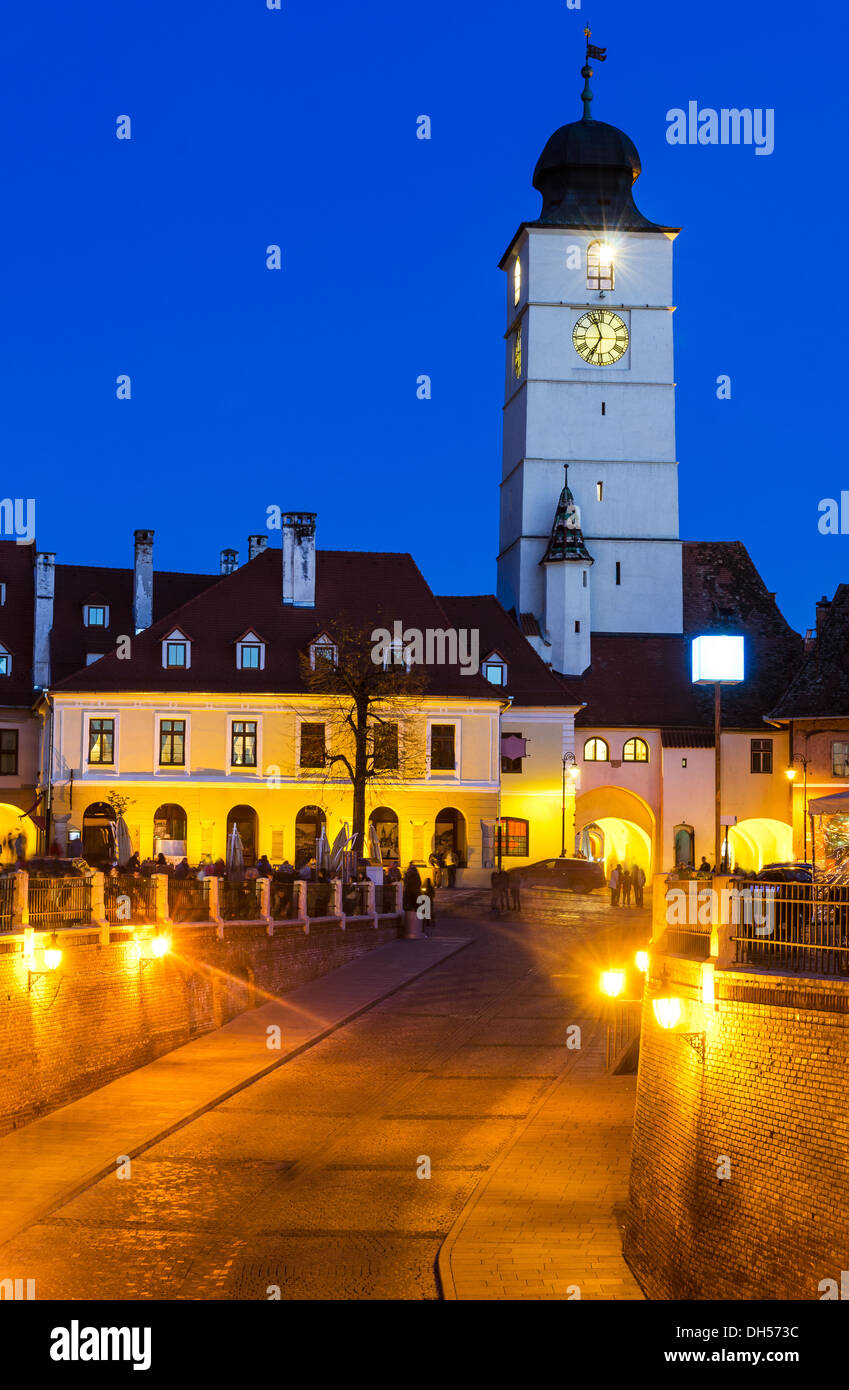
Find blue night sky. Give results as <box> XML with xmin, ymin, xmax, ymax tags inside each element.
<box><xmin>0</xmin><ymin>0</ymin><xmax>843</xmax><ymax>635</ymax></box>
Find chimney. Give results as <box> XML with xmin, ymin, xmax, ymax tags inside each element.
<box><xmin>133</xmin><ymin>529</ymin><xmax>154</xmax><ymax>634</ymax></box>
<box><xmin>816</xmin><ymin>594</ymin><xmax>831</xmax><ymax>639</ymax></box>
<box><xmin>248</xmin><ymin>534</ymin><xmax>268</xmax><ymax>562</ymax></box>
<box><xmin>33</xmin><ymin>552</ymin><xmax>55</xmax><ymax>688</ymax></box>
<box><xmin>281</xmin><ymin>513</ymin><xmax>316</xmax><ymax>607</ymax></box>
<box><xmin>220</xmin><ymin>548</ymin><xmax>239</xmax><ymax>575</ymax></box>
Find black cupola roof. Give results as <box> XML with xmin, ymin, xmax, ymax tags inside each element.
<box><xmin>531</xmin><ymin>116</ymin><xmax>672</xmax><ymax>232</ymax></box>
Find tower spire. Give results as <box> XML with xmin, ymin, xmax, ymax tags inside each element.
<box><xmin>581</xmin><ymin>27</ymin><xmax>607</xmax><ymax>123</ymax></box>
<box><xmin>541</xmin><ymin>464</ymin><xmax>594</xmax><ymax>564</ymax></box>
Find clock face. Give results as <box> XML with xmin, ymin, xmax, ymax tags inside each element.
<box><xmin>572</xmin><ymin>310</ymin><xmax>629</xmax><ymax>365</ymax></box>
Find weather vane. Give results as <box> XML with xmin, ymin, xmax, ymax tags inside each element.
<box><xmin>581</xmin><ymin>26</ymin><xmax>607</xmax><ymax>121</ymax></box>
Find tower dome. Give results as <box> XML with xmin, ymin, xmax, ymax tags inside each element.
<box><xmin>532</xmin><ymin>116</ymin><xmax>665</xmax><ymax>230</ymax></box>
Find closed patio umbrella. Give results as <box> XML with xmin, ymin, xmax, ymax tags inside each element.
<box><xmin>116</xmin><ymin>815</ymin><xmax>133</xmax><ymax>866</ymax></box>
<box><xmin>368</xmin><ymin>822</ymin><xmax>382</xmax><ymax>864</ymax></box>
<box><xmin>316</xmin><ymin>825</ymin><xmax>330</xmax><ymax>872</ymax></box>
<box><xmin>329</xmin><ymin>823</ymin><xmax>348</xmax><ymax>877</ymax></box>
<box><xmin>226</xmin><ymin>824</ymin><xmax>245</xmax><ymax>880</ymax></box>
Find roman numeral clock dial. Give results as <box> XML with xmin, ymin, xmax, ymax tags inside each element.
<box><xmin>572</xmin><ymin>309</ymin><xmax>629</xmax><ymax>365</ymax></box>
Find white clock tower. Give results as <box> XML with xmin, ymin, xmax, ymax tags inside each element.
<box><xmin>496</xmin><ymin>44</ymin><xmax>683</xmax><ymax>675</ymax></box>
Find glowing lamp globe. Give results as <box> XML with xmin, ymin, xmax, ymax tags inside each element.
<box><xmin>653</xmin><ymin>996</ymin><xmax>682</xmax><ymax>1030</ymax></box>
<box><xmin>635</xmin><ymin>950</ymin><xmax>649</xmax><ymax>974</ymax></box>
<box><xmin>691</xmin><ymin>635</ymin><xmax>744</xmax><ymax>686</ymax></box>
<box><xmin>600</xmin><ymin>969</ymin><xmax>626</xmax><ymax>999</ymax></box>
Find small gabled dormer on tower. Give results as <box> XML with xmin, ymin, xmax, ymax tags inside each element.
<box><xmin>541</xmin><ymin>466</ymin><xmax>593</xmax><ymax>676</ymax></box>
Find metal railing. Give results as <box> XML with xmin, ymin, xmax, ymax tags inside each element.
<box><xmin>28</xmin><ymin>876</ymin><xmax>92</xmax><ymax>928</ymax></box>
<box><xmin>167</xmin><ymin>878</ymin><xmax>210</xmax><ymax>923</ymax></box>
<box><xmin>733</xmin><ymin>880</ymin><xmax>849</xmax><ymax>976</ymax></box>
<box><xmin>376</xmin><ymin>884</ymin><xmax>400</xmax><ymax>915</ymax></box>
<box><xmin>105</xmin><ymin>874</ymin><xmax>156</xmax><ymax>924</ymax></box>
<box><xmin>270</xmin><ymin>882</ymin><xmax>296</xmax><ymax>921</ymax></box>
<box><xmin>0</xmin><ymin>874</ymin><xmax>14</xmax><ymax>932</ymax></box>
<box><xmin>306</xmin><ymin>882</ymin><xmax>336</xmax><ymax>918</ymax></box>
<box><xmin>342</xmin><ymin>882</ymin><xmax>371</xmax><ymax>916</ymax></box>
<box><xmin>220</xmin><ymin>881</ymin><xmax>262</xmax><ymax>922</ymax></box>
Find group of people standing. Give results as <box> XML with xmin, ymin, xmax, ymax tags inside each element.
<box><xmin>608</xmin><ymin>862</ymin><xmax>646</xmax><ymax>907</ymax></box>
<box><xmin>427</xmin><ymin>847</ymin><xmax>459</xmax><ymax>888</ymax></box>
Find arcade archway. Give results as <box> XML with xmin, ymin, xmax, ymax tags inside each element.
<box><xmin>575</xmin><ymin>786</ymin><xmax>655</xmax><ymax>878</ymax></box>
<box><xmin>727</xmin><ymin>818</ymin><xmax>793</xmax><ymax>874</ymax></box>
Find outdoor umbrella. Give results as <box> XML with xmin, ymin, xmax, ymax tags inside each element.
<box><xmin>368</xmin><ymin>822</ymin><xmax>382</xmax><ymax>864</ymax></box>
<box><xmin>580</xmin><ymin>826</ymin><xmax>592</xmax><ymax>859</ymax></box>
<box><xmin>316</xmin><ymin>825</ymin><xmax>330</xmax><ymax>872</ymax></box>
<box><xmin>116</xmin><ymin>815</ymin><xmax>133</xmax><ymax>866</ymax></box>
<box><xmin>329</xmin><ymin>823</ymin><xmax>349</xmax><ymax>877</ymax></box>
<box><xmin>226</xmin><ymin>824</ymin><xmax>245</xmax><ymax>880</ymax></box>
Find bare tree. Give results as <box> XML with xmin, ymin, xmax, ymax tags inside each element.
<box><xmin>298</xmin><ymin>614</ymin><xmax>428</xmax><ymax>854</ymax></box>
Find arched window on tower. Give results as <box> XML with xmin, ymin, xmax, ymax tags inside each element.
<box><xmin>587</xmin><ymin>240</ymin><xmax>614</xmax><ymax>293</ymax></box>
<box><xmin>513</xmin><ymin>256</ymin><xmax>521</xmax><ymax>307</ymax></box>
<box><xmin>583</xmin><ymin>737</ymin><xmax>609</xmax><ymax>762</ymax></box>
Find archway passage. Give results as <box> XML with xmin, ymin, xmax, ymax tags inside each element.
<box><xmin>295</xmin><ymin>805</ymin><xmax>325</xmax><ymax>869</ymax></box>
<box><xmin>0</xmin><ymin>802</ymin><xmax>33</xmax><ymax>864</ymax></box>
<box><xmin>154</xmin><ymin>803</ymin><xmax>188</xmax><ymax>861</ymax></box>
<box><xmin>575</xmin><ymin>785</ymin><xmax>655</xmax><ymax>877</ymax></box>
<box><xmin>82</xmin><ymin>801</ymin><xmax>116</xmax><ymax>867</ymax></box>
<box><xmin>434</xmin><ymin>808</ymin><xmax>467</xmax><ymax>864</ymax></box>
<box><xmin>227</xmin><ymin>805</ymin><xmax>257</xmax><ymax>867</ymax></box>
<box><xmin>369</xmin><ymin>806</ymin><xmax>399</xmax><ymax>862</ymax></box>
<box><xmin>727</xmin><ymin>818</ymin><xmax>793</xmax><ymax>874</ymax></box>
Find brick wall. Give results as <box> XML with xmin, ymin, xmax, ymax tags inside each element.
<box><xmin>0</xmin><ymin>918</ymin><xmax>400</xmax><ymax>1137</ymax></box>
<box><xmin>625</xmin><ymin>957</ymin><xmax>849</xmax><ymax>1299</ymax></box>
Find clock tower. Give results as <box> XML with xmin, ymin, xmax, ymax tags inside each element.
<box><xmin>496</xmin><ymin>44</ymin><xmax>683</xmax><ymax>675</ymax></box>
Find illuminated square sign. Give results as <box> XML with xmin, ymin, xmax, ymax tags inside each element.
<box><xmin>691</xmin><ymin>635</ymin><xmax>744</xmax><ymax>685</ymax></box>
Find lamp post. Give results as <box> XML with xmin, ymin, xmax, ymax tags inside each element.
<box><xmin>692</xmin><ymin>636</ymin><xmax>745</xmax><ymax>873</ymax></box>
<box><xmin>785</xmin><ymin>754</ymin><xmax>810</xmax><ymax>863</ymax></box>
<box><xmin>560</xmin><ymin>752</ymin><xmax>578</xmax><ymax>857</ymax></box>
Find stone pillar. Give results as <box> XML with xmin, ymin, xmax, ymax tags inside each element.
<box><xmin>258</xmin><ymin>877</ymin><xmax>273</xmax><ymax>934</ymax></box>
<box><xmin>207</xmin><ymin>877</ymin><xmax>222</xmax><ymax>927</ymax></box>
<box><xmin>333</xmin><ymin>879</ymin><xmax>345</xmax><ymax>929</ymax></box>
<box><xmin>13</xmin><ymin>869</ymin><xmax>28</xmax><ymax>928</ymax></box>
<box><xmin>294</xmin><ymin>880</ymin><xmax>308</xmax><ymax>933</ymax></box>
<box><xmin>365</xmin><ymin>879</ymin><xmax>377</xmax><ymax>928</ymax></box>
<box><xmin>395</xmin><ymin>882</ymin><xmax>403</xmax><ymax>914</ymax></box>
<box><xmin>89</xmin><ymin>871</ymin><xmax>108</xmax><ymax>930</ymax></box>
<box><xmin>712</xmin><ymin>874</ymin><xmax>737</xmax><ymax>968</ymax></box>
<box><xmin>154</xmin><ymin>872</ymin><xmax>170</xmax><ymax>925</ymax></box>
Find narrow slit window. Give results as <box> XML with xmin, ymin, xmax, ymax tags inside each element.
<box><xmin>574</xmin><ymin>620</ymin><xmax>580</xmax><ymax>633</ymax></box>
<box><xmin>596</xmin><ymin>481</ymin><xmax>603</xmax><ymax>501</ymax></box>
<box><xmin>601</xmin><ymin>402</ymin><xmax>606</xmax><ymax>415</ymax></box>
<box><xmin>615</xmin><ymin>561</ymin><xmax>621</xmax><ymax>585</ymax></box>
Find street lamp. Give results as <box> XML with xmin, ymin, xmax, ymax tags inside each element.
<box><xmin>692</xmin><ymin>636</ymin><xmax>745</xmax><ymax>873</ymax></box>
<box><xmin>785</xmin><ymin>754</ymin><xmax>810</xmax><ymax>863</ymax></box>
<box><xmin>560</xmin><ymin>752</ymin><xmax>579</xmax><ymax>857</ymax></box>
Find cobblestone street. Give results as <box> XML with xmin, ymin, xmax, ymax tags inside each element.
<box><xmin>0</xmin><ymin>892</ymin><xmax>649</xmax><ymax>1300</ymax></box>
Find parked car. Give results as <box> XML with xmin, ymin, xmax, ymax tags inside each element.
<box><xmin>509</xmin><ymin>857</ymin><xmax>606</xmax><ymax>895</ymax></box>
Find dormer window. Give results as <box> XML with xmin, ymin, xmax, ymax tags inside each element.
<box><xmin>382</xmin><ymin>639</ymin><xmax>411</xmax><ymax>673</ymax></box>
<box><xmin>162</xmin><ymin>628</ymin><xmax>191</xmax><ymax>669</ymax></box>
<box><xmin>309</xmin><ymin>632</ymin><xmax>337</xmax><ymax>670</ymax></box>
<box><xmin>85</xmin><ymin>605</ymin><xmax>108</xmax><ymax>627</ymax></box>
<box><xmin>587</xmin><ymin>240</ymin><xmax>614</xmax><ymax>292</ymax></box>
<box><xmin>0</xmin><ymin>644</ymin><xmax>10</xmax><ymax>676</ymax></box>
<box><xmin>482</xmin><ymin>652</ymin><xmax>507</xmax><ymax>686</ymax></box>
<box><xmin>236</xmin><ymin>630</ymin><xmax>266</xmax><ymax>671</ymax></box>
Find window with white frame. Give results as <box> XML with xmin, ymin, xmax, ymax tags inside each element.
<box><xmin>159</xmin><ymin>718</ymin><xmax>187</xmax><ymax>767</ymax></box>
<box><xmin>430</xmin><ymin>723</ymin><xmax>456</xmax><ymax>772</ymax></box>
<box><xmin>0</xmin><ymin>644</ymin><xmax>10</xmax><ymax>677</ymax></box>
<box><xmin>88</xmin><ymin>716</ymin><xmax>115</xmax><ymax>765</ymax></box>
<box><xmin>236</xmin><ymin>631</ymin><xmax>266</xmax><ymax>670</ymax></box>
<box><xmin>482</xmin><ymin>652</ymin><xmax>507</xmax><ymax>686</ymax></box>
<box><xmin>162</xmin><ymin>629</ymin><xmax>191</xmax><ymax>669</ymax></box>
<box><xmin>84</xmin><ymin>605</ymin><xmax>109</xmax><ymax>627</ymax></box>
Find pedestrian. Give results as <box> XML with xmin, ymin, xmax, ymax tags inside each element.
<box><xmin>402</xmin><ymin>862</ymin><xmax>422</xmax><ymax>912</ymax></box>
<box><xmin>14</xmin><ymin>830</ymin><xmax>26</xmax><ymax>863</ymax></box>
<box><xmin>422</xmin><ymin>876</ymin><xmax>436</xmax><ymax>937</ymax></box>
<box><xmin>509</xmin><ymin>870</ymin><xmax>522</xmax><ymax>912</ymax></box>
<box><xmin>697</xmin><ymin>856</ymin><xmax>712</xmax><ymax>878</ymax></box>
<box><xmin>609</xmin><ymin>863</ymin><xmax>621</xmax><ymax>907</ymax></box>
<box><xmin>255</xmin><ymin>854</ymin><xmax>273</xmax><ymax>878</ymax></box>
<box><xmin>428</xmin><ymin>851</ymin><xmax>442</xmax><ymax>889</ymax></box>
<box><xmin>174</xmin><ymin>857</ymin><xmax>190</xmax><ymax>879</ymax></box>
<box><xmin>445</xmin><ymin>847</ymin><xmax>458</xmax><ymax>888</ymax></box>
<box><xmin>497</xmin><ymin>867</ymin><xmax>511</xmax><ymax>912</ymax></box>
<box><xmin>632</xmin><ymin>862</ymin><xmax>645</xmax><ymax>907</ymax></box>
<box><xmin>621</xmin><ymin>867</ymin><xmax>632</xmax><ymax>906</ymax></box>
<box><xmin>490</xmin><ymin>867</ymin><xmax>503</xmax><ymax>917</ymax></box>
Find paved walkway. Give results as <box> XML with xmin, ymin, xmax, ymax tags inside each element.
<box><xmin>0</xmin><ymin>935</ymin><xmax>470</xmax><ymax>1252</ymax></box>
<box><xmin>439</xmin><ymin>1026</ymin><xmax>645</xmax><ymax>1300</ymax></box>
